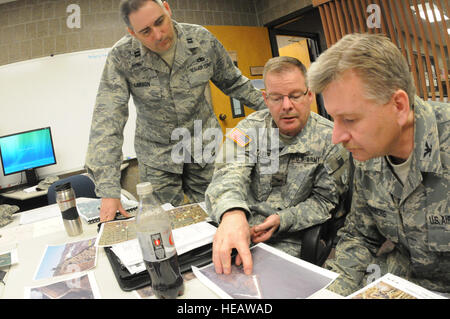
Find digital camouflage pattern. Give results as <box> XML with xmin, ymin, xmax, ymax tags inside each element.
<box><xmin>326</xmin><ymin>96</ymin><xmax>450</xmax><ymax>296</ymax></box>
<box><xmin>138</xmin><ymin>160</ymin><xmax>215</xmax><ymax>206</ymax></box>
<box><xmin>85</xmin><ymin>21</ymin><xmax>265</xmax><ymax>199</ymax></box>
<box><xmin>206</xmin><ymin>109</ymin><xmax>349</xmax><ymax>258</ymax></box>
<box><xmin>0</xmin><ymin>204</ymin><xmax>19</xmax><ymax>228</ymax></box>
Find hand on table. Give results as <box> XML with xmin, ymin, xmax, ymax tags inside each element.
<box><xmin>213</xmin><ymin>209</ymin><xmax>253</xmax><ymax>275</ymax></box>
<box><xmin>99</xmin><ymin>197</ymin><xmax>130</xmax><ymax>222</ymax></box>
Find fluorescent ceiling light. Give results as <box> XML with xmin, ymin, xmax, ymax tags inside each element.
<box><xmin>411</xmin><ymin>2</ymin><xmax>449</xmax><ymax>23</ymax></box>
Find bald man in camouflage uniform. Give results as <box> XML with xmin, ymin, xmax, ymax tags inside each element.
<box><xmin>308</xmin><ymin>33</ymin><xmax>449</xmax><ymax>296</ymax></box>
<box><xmin>85</xmin><ymin>0</ymin><xmax>264</xmax><ymax>221</ymax></box>
<box><xmin>206</xmin><ymin>56</ymin><xmax>349</xmax><ymax>275</ymax></box>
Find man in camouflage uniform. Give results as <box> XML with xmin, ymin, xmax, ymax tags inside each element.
<box><xmin>308</xmin><ymin>33</ymin><xmax>449</xmax><ymax>296</ymax></box>
<box><xmin>85</xmin><ymin>0</ymin><xmax>265</xmax><ymax>221</ymax></box>
<box><xmin>205</xmin><ymin>56</ymin><xmax>349</xmax><ymax>275</ymax></box>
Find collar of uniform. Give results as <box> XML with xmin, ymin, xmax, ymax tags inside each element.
<box><xmin>173</xmin><ymin>20</ymin><xmax>199</xmax><ymax>50</ymax></box>
<box><xmin>275</xmin><ymin>112</ymin><xmax>314</xmax><ymax>156</ymax></box>
<box><xmin>172</xmin><ymin>21</ymin><xmax>199</xmax><ymax>70</ymax></box>
<box><xmin>412</xmin><ymin>96</ymin><xmax>443</xmax><ymax>175</ymax></box>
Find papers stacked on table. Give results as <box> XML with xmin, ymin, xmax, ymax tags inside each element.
<box><xmin>95</xmin><ymin>202</ymin><xmax>216</xmax><ymax>275</ymax></box>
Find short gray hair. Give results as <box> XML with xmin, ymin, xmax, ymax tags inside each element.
<box><xmin>119</xmin><ymin>0</ymin><xmax>164</xmax><ymax>28</ymax></box>
<box><xmin>263</xmin><ymin>56</ymin><xmax>308</xmax><ymax>87</ymax></box>
<box><xmin>308</xmin><ymin>33</ymin><xmax>415</xmax><ymax>106</ymax></box>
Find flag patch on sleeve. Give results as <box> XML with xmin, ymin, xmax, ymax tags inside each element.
<box><xmin>227</xmin><ymin>127</ymin><xmax>251</xmax><ymax>147</ymax></box>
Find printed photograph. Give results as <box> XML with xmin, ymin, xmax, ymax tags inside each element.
<box><xmin>352</xmin><ymin>281</ymin><xmax>416</xmax><ymax>299</ymax></box>
<box><xmin>27</xmin><ymin>273</ymin><xmax>100</xmax><ymax>299</ymax></box>
<box><xmin>34</xmin><ymin>238</ymin><xmax>97</xmax><ymax>280</ymax></box>
<box><xmin>196</xmin><ymin>244</ymin><xmax>336</xmax><ymax>299</ymax></box>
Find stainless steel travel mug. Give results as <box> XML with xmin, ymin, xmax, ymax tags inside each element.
<box><xmin>55</xmin><ymin>182</ymin><xmax>83</xmax><ymax>236</ymax></box>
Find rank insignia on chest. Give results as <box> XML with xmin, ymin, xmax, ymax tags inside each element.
<box><xmin>227</xmin><ymin>127</ymin><xmax>251</xmax><ymax>147</ymax></box>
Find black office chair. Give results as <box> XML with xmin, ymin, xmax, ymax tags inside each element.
<box><xmin>47</xmin><ymin>174</ymin><xmax>98</xmax><ymax>204</ymax></box>
<box><xmin>300</xmin><ymin>155</ymin><xmax>355</xmax><ymax>266</ymax></box>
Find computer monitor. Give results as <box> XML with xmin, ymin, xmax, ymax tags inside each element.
<box><xmin>0</xmin><ymin>127</ymin><xmax>57</xmax><ymax>186</ymax></box>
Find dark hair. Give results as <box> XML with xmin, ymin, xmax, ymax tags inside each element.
<box><xmin>119</xmin><ymin>0</ymin><xmax>164</xmax><ymax>28</ymax></box>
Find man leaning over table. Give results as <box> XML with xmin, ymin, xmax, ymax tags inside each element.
<box><xmin>85</xmin><ymin>0</ymin><xmax>265</xmax><ymax>222</ymax></box>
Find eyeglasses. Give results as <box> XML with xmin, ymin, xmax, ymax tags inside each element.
<box><xmin>266</xmin><ymin>89</ymin><xmax>309</xmax><ymax>106</ymax></box>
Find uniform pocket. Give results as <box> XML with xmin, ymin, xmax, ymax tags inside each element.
<box><xmin>187</xmin><ymin>55</ymin><xmax>213</xmax><ymax>87</ymax></box>
<box><xmin>250</xmin><ymin>158</ymin><xmax>272</xmax><ymax>201</ymax></box>
<box><xmin>129</xmin><ymin>67</ymin><xmax>162</xmax><ymax>101</ymax></box>
<box><xmin>285</xmin><ymin>162</ymin><xmax>316</xmax><ymax>206</ymax></box>
<box><xmin>367</xmin><ymin>199</ymin><xmax>399</xmax><ymax>243</ymax></box>
<box><xmin>426</xmin><ymin>197</ymin><xmax>450</xmax><ymax>252</ymax></box>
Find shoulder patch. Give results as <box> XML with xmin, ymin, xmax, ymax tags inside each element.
<box><xmin>227</xmin><ymin>127</ymin><xmax>251</xmax><ymax>147</ymax></box>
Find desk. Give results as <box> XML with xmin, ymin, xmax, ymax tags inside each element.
<box><xmin>1</xmin><ymin>188</ymin><xmax>47</xmax><ymax>201</ymax></box>
<box><xmin>0</xmin><ymin>201</ymin><xmax>342</xmax><ymax>299</ymax></box>
<box><xmin>1</xmin><ymin>188</ymin><xmax>48</xmax><ymax>212</ymax></box>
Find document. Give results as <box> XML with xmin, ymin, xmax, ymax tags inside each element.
<box><xmin>19</xmin><ymin>204</ymin><xmax>60</xmax><ymax>225</ymax></box>
<box><xmin>348</xmin><ymin>273</ymin><xmax>447</xmax><ymax>299</ymax></box>
<box><xmin>0</xmin><ymin>224</ymin><xmax>34</xmax><ymax>246</ymax></box>
<box><xmin>25</xmin><ymin>272</ymin><xmax>101</xmax><ymax>299</ymax></box>
<box><xmin>192</xmin><ymin>243</ymin><xmax>338</xmax><ymax>299</ymax></box>
<box><xmin>34</xmin><ymin>238</ymin><xmax>98</xmax><ymax>280</ymax></box>
<box><xmin>23</xmin><ymin>185</ymin><xmax>38</xmax><ymax>193</ymax></box>
<box><xmin>95</xmin><ymin>218</ymin><xmax>137</xmax><ymax>247</ymax></box>
<box><xmin>106</xmin><ymin>221</ymin><xmax>217</xmax><ymax>274</ymax></box>
<box><xmin>95</xmin><ymin>202</ymin><xmax>212</xmax><ymax>248</ymax></box>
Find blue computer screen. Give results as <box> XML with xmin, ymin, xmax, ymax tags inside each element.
<box><xmin>0</xmin><ymin>127</ymin><xmax>57</xmax><ymax>176</ymax></box>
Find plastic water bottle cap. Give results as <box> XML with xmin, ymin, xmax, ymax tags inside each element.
<box><xmin>136</xmin><ymin>182</ymin><xmax>153</xmax><ymax>195</ymax></box>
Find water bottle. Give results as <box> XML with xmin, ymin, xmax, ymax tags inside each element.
<box><xmin>55</xmin><ymin>182</ymin><xmax>83</xmax><ymax>236</ymax></box>
<box><xmin>135</xmin><ymin>182</ymin><xmax>184</xmax><ymax>299</ymax></box>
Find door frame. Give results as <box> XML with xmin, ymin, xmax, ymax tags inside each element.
<box><xmin>265</xmin><ymin>6</ymin><xmax>331</xmax><ymax>120</ymax></box>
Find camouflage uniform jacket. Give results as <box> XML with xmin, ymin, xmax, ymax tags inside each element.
<box><xmin>326</xmin><ymin>96</ymin><xmax>450</xmax><ymax>295</ymax></box>
<box><xmin>206</xmin><ymin>109</ymin><xmax>349</xmax><ymax>256</ymax></box>
<box><xmin>85</xmin><ymin>21</ymin><xmax>265</xmax><ymax>198</ymax></box>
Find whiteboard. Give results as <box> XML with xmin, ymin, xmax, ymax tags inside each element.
<box><xmin>0</xmin><ymin>48</ymin><xmax>136</xmax><ymax>189</ymax></box>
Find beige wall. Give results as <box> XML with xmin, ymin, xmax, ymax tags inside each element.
<box><xmin>0</xmin><ymin>0</ymin><xmax>267</xmax><ymax>67</ymax></box>
<box><xmin>255</xmin><ymin>0</ymin><xmax>313</xmax><ymax>26</ymax></box>
<box><xmin>0</xmin><ymin>0</ymin><xmax>314</xmax><ymax>67</ymax></box>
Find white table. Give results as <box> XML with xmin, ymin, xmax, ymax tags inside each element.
<box><xmin>0</xmin><ymin>202</ymin><xmax>342</xmax><ymax>299</ymax></box>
